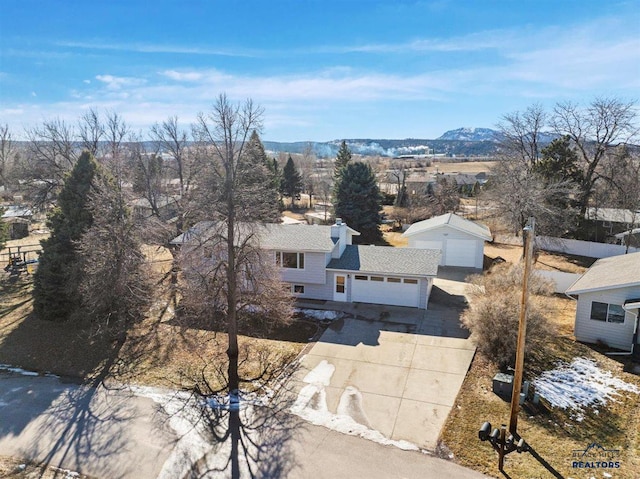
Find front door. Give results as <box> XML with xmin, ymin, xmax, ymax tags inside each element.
<box><xmin>333</xmin><ymin>274</ymin><xmax>347</xmax><ymax>302</ymax></box>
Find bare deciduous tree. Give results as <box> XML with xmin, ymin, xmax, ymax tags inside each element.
<box><xmin>188</xmin><ymin>94</ymin><xmax>291</xmax><ymax>395</ymax></box>
<box><xmin>78</xmin><ymin>108</ymin><xmax>105</xmax><ymax>157</ymax></box>
<box><xmin>24</xmin><ymin>118</ymin><xmax>79</xmax><ymax>204</ymax></box>
<box><xmin>551</xmin><ymin>98</ymin><xmax>638</xmax><ymax>217</ymax></box>
<box><xmin>0</xmin><ymin>123</ymin><xmax>16</xmax><ymax>192</ymax></box>
<box><xmin>486</xmin><ymin>159</ymin><xmax>576</xmax><ymax>236</ymax></box>
<box><xmin>498</xmin><ymin>103</ymin><xmax>547</xmax><ymax>169</ymax></box>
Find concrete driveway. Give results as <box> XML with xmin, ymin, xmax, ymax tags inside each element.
<box><xmin>290</xmin><ymin>274</ymin><xmax>476</xmax><ymax>450</ymax></box>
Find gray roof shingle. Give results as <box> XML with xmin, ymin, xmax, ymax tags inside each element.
<box><xmin>566</xmin><ymin>252</ymin><xmax>640</xmax><ymax>294</ymax></box>
<box><xmin>259</xmin><ymin>224</ymin><xmax>337</xmax><ymax>252</ymax></box>
<box><xmin>327</xmin><ymin>245</ymin><xmax>440</xmax><ymax>277</ymax></box>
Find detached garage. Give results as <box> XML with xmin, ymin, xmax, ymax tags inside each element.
<box><xmin>327</xmin><ymin>244</ymin><xmax>441</xmax><ymax>309</ymax></box>
<box><xmin>402</xmin><ymin>213</ymin><xmax>492</xmax><ymax>269</ymax></box>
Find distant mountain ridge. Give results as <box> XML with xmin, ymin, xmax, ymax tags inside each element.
<box><xmin>263</xmin><ymin>131</ymin><xmax>502</xmax><ymax>158</ymax></box>
<box><xmin>437</xmin><ymin>127</ymin><xmax>500</xmax><ymax>142</ymax></box>
<box><xmin>262</xmin><ymin>127</ymin><xmax>563</xmax><ymax>158</ymax></box>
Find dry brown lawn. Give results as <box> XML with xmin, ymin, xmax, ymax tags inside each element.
<box><xmin>441</xmin><ymin>240</ymin><xmax>640</xmax><ymax>478</ymax></box>
<box><xmin>427</xmin><ymin>160</ymin><xmax>497</xmax><ymax>174</ymax></box>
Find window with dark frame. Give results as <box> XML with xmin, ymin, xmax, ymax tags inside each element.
<box><xmin>275</xmin><ymin>251</ymin><xmax>305</xmax><ymax>269</ymax></box>
<box><xmin>293</xmin><ymin>284</ymin><xmax>305</xmax><ymax>294</ymax></box>
<box><xmin>590</xmin><ymin>301</ymin><xmax>625</xmax><ymax>323</ymax></box>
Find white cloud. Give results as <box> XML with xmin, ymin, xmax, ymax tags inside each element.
<box><xmin>56</xmin><ymin>40</ymin><xmax>256</xmax><ymax>58</ymax></box>
<box><xmin>95</xmin><ymin>74</ymin><xmax>147</xmax><ymax>90</ymax></box>
<box><xmin>160</xmin><ymin>70</ymin><xmax>205</xmax><ymax>82</ymax></box>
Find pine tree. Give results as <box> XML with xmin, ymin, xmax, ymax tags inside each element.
<box><xmin>334</xmin><ymin>162</ymin><xmax>383</xmax><ymax>243</ymax></box>
<box><xmin>533</xmin><ymin>136</ymin><xmax>582</xmax><ymax>184</ymax></box>
<box><xmin>334</xmin><ymin>140</ymin><xmax>351</xmax><ymax>178</ymax></box>
<box><xmin>282</xmin><ymin>155</ymin><xmax>303</xmax><ymax>207</ymax></box>
<box><xmin>78</xmin><ymin>172</ymin><xmax>150</xmax><ymax>329</ymax></box>
<box><xmin>33</xmin><ymin>151</ymin><xmax>98</xmax><ymax>321</ymax></box>
<box><xmin>237</xmin><ymin>130</ymin><xmax>280</xmax><ymax>222</ymax></box>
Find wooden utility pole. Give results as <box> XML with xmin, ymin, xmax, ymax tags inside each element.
<box><xmin>509</xmin><ymin>217</ymin><xmax>535</xmax><ymax>435</ymax></box>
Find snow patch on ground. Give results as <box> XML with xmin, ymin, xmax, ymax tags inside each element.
<box><xmin>131</xmin><ymin>385</ymin><xmax>275</xmax><ymax>479</ymax></box>
<box><xmin>130</xmin><ymin>385</ymin><xmax>213</xmax><ymax>479</ymax></box>
<box><xmin>295</xmin><ymin>309</ymin><xmax>341</xmax><ymax>321</ymax></box>
<box><xmin>534</xmin><ymin>357</ymin><xmax>639</xmax><ymax>419</ymax></box>
<box><xmin>0</xmin><ymin>364</ymin><xmax>48</xmax><ymax>377</ymax></box>
<box><xmin>290</xmin><ymin>360</ymin><xmax>420</xmax><ymax>451</ymax></box>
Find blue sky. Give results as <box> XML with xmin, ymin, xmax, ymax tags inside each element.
<box><xmin>1</xmin><ymin>0</ymin><xmax>639</xmax><ymax>142</ymax></box>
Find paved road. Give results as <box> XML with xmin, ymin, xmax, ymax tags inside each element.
<box><xmin>0</xmin><ymin>371</ymin><xmax>489</xmax><ymax>479</ymax></box>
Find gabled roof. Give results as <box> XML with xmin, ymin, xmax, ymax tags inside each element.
<box><xmin>259</xmin><ymin>224</ymin><xmax>338</xmax><ymax>252</ymax></box>
<box><xmin>402</xmin><ymin>213</ymin><xmax>492</xmax><ymax>241</ymax></box>
<box><xmin>327</xmin><ymin>245</ymin><xmax>440</xmax><ymax>277</ymax></box>
<box><xmin>566</xmin><ymin>252</ymin><xmax>640</xmax><ymax>295</ymax></box>
<box><xmin>170</xmin><ymin>221</ymin><xmax>359</xmax><ymax>253</ymax></box>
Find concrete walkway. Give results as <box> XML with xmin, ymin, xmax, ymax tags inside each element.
<box><xmin>290</xmin><ymin>274</ymin><xmax>476</xmax><ymax>450</ymax></box>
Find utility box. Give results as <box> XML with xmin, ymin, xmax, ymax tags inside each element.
<box><xmin>492</xmin><ymin>373</ymin><xmax>514</xmax><ymax>398</ymax></box>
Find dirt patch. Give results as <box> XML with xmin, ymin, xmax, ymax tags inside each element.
<box><xmin>484</xmin><ymin>242</ymin><xmax>593</xmax><ymax>274</ymax></box>
<box><xmin>0</xmin><ymin>456</ymin><xmax>92</xmax><ymax>479</ymax></box>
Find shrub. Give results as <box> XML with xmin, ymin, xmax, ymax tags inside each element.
<box><xmin>462</xmin><ymin>263</ymin><xmax>555</xmax><ymax>369</ymax></box>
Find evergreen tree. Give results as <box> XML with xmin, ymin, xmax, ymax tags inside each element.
<box><xmin>334</xmin><ymin>140</ymin><xmax>352</xmax><ymax>178</ymax></box>
<box><xmin>334</xmin><ymin>162</ymin><xmax>383</xmax><ymax>242</ymax></box>
<box><xmin>240</xmin><ymin>131</ymin><xmax>281</xmax><ymax>221</ymax></box>
<box><xmin>533</xmin><ymin>136</ymin><xmax>582</xmax><ymax>184</ymax></box>
<box><xmin>282</xmin><ymin>155</ymin><xmax>303</xmax><ymax>207</ymax></box>
<box><xmin>78</xmin><ymin>172</ymin><xmax>150</xmax><ymax>330</ymax></box>
<box><xmin>33</xmin><ymin>151</ymin><xmax>98</xmax><ymax>321</ymax></box>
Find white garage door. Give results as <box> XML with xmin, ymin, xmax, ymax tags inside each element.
<box><xmin>445</xmin><ymin>239</ymin><xmax>477</xmax><ymax>267</ymax></box>
<box><xmin>351</xmin><ymin>275</ymin><xmax>420</xmax><ymax>307</ymax></box>
<box><xmin>414</xmin><ymin>240</ymin><xmax>443</xmax><ymax>265</ymax></box>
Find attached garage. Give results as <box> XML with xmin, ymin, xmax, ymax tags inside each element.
<box><xmin>327</xmin><ymin>245</ymin><xmax>441</xmax><ymax>309</ymax></box>
<box><xmin>351</xmin><ymin>274</ymin><xmax>420</xmax><ymax>308</ymax></box>
<box><xmin>403</xmin><ymin>213</ymin><xmax>492</xmax><ymax>269</ymax></box>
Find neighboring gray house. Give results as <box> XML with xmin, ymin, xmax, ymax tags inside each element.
<box><xmin>402</xmin><ymin>213</ymin><xmax>492</xmax><ymax>269</ymax></box>
<box><xmin>566</xmin><ymin>252</ymin><xmax>640</xmax><ymax>352</ymax></box>
<box><xmin>172</xmin><ymin>219</ymin><xmax>441</xmax><ymax>309</ymax></box>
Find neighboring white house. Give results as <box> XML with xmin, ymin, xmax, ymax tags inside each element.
<box><xmin>402</xmin><ymin>213</ymin><xmax>492</xmax><ymax>269</ymax></box>
<box><xmin>566</xmin><ymin>252</ymin><xmax>640</xmax><ymax>352</ymax></box>
<box><xmin>172</xmin><ymin>219</ymin><xmax>441</xmax><ymax>309</ymax></box>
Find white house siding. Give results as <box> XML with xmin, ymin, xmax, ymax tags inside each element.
<box><xmin>326</xmin><ymin>271</ymin><xmax>431</xmax><ymax>309</ymax></box>
<box><xmin>423</xmin><ymin>278</ymin><xmax>433</xmax><ymax>309</ymax></box>
<box><xmin>574</xmin><ymin>286</ymin><xmax>640</xmax><ymax>350</ymax></box>
<box><xmin>292</xmin><ymin>281</ymin><xmax>334</xmax><ymax>301</ymax></box>
<box><xmin>408</xmin><ymin>226</ymin><xmax>484</xmax><ymax>268</ymax></box>
<box><xmin>279</xmin><ymin>251</ymin><xmax>328</xmax><ymax>285</ymax></box>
